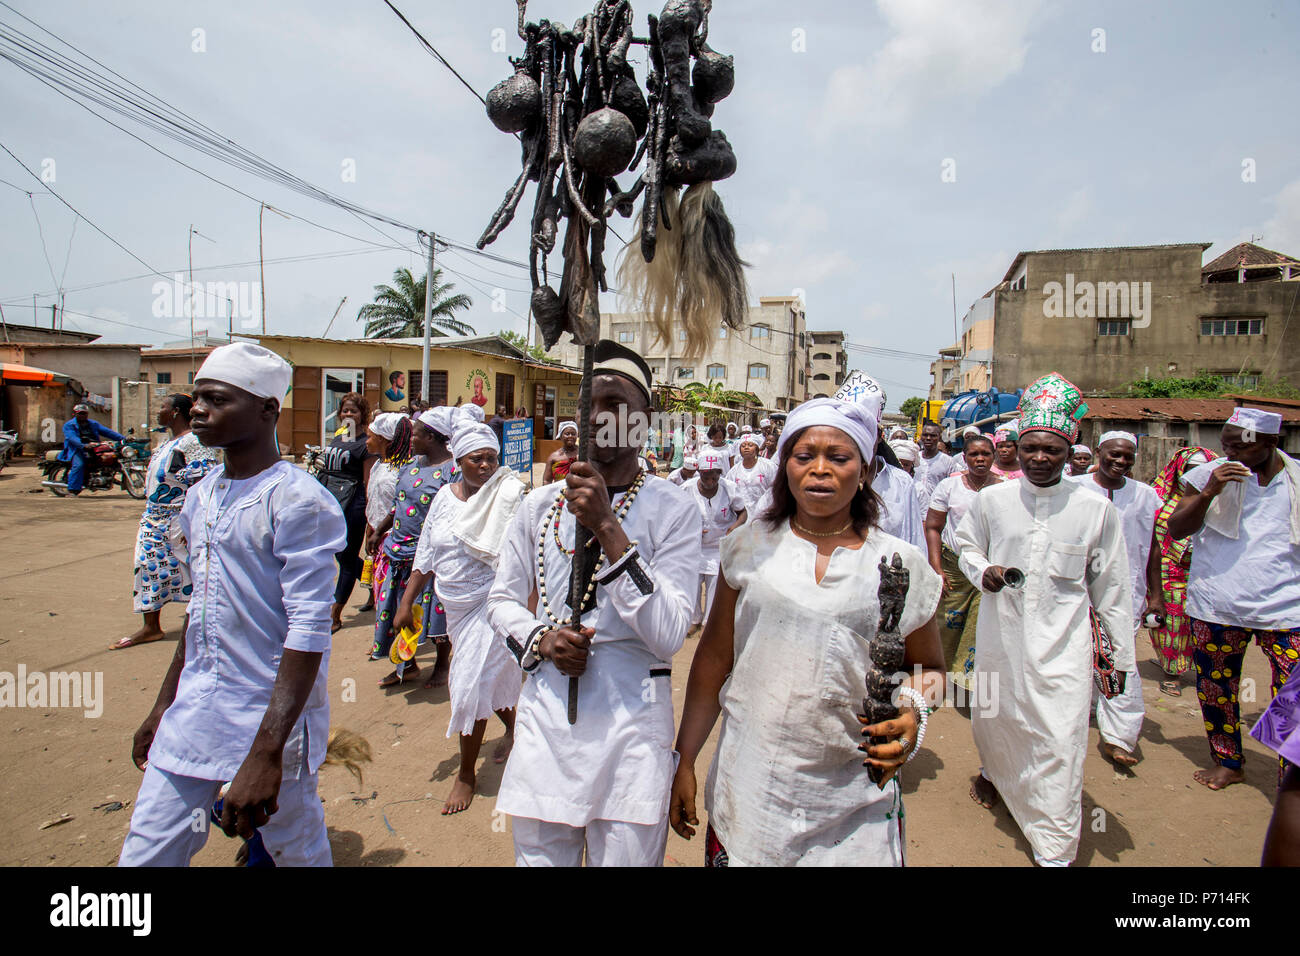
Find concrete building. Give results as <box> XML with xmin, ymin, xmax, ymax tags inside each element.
<box><xmin>0</xmin><ymin>320</ymin><xmax>100</xmax><ymax>345</ymax></box>
<box><xmin>953</xmin><ymin>242</ymin><xmax>1300</xmax><ymax>395</ymax></box>
<box><xmin>809</xmin><ymin>330</ymin><xmax>847</xmax><ymax>398</ymax></box>
<box><xmin>249</xmin><ymin>333</ymin><xmax>580</xmax><ymax>455</ymax></box>
<box><xmin>140</xmin><ymin>334</ymin><xmax>230</xmax><ymax>385</ymax></box>
<box><xmin>552</xmin><ymin>295</ymin><xmax>815</xmax><ymax>413</ymax></box>
<box><xmin>929</xmin><ymin>345</ymin><xmax>961</xmax><ymax>401</ymax></box>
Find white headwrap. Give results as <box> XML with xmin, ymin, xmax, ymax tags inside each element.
<box><xmin>195</xmin><ymin>342</ymin><xmax>291</xmax><ymax>400</ymax></box>
<box><xmin>1098</xmin><ymin>431</ymin><xmax>1137</xmax><ymax>447</ymax></box>
<box><xmin>1226</xmin><ymin>407</ymin><xmax>1282</xmax><ymax>435</ymax></box>
<box><xmin>738</xmin><ymin>433</ymin><xmax>759</xmax><ymax>450</ymax></box>
<box><xmin>369</xmin><ymin>412</ymin><xmax>403</xmax><ymax>440</ymax></box>
<box><xmin>556</xmin><ymin>420</ymin><xmax>578</xmax><ymax>438</ymax></box>
<box><xmin>683</xmin><ymin>455</ymin><xmax>698</xmax><ymax>469</ymax></box>
<box><xmin>726</xmin><ymin>422</ymin><xmax>738</xmax><ymax>435</ymax></box>
<box><xmin>740</xmin><ymin>424</ymin><xmax>753</xmax><ymax>434</ymax></box>
<box><xmin>419</xmin><ymin>406</ymin><xmax>457</xmax><ymax>438</ymax></box>
<box><xmin>776</xmin><ymin>397</ymin><xmax>879</xmax><ymax>464</ymax></box>
<box><xmin>1071</xmin><ymin>443</ymin><xmax>1092</xmax><ymax>455</ymax></box>
<box><xmin>450</xmin><ymin>420</ymin><xmax>500</xmax><ymax>460</ymax></box>
<box><xmin>889</xmin><ymin>439</ymin><xmax>919</xmax><ymax>463</ymax></box>
<box><xmin>698</xmin><ymin>450</ymin><xmax>727</xmax><ymax>471</ymax></box>
<box><xmin>888</xmin><ymin>426</ymin><xmax>910</xmax><ymax>440</ymax></box>
<box><xmin>760</xmin><ymin>418</ymin><xmax>772</xmax><ymax>428</ymax></box>
<box><xmin>458</xmin><ymin>403</ymin><xmax>486</xmax><ymax>424</ymax></box>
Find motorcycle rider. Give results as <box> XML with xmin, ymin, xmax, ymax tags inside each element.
<box><xmin>61</xmin><ymin>403</ymin><xmax>125</xmax><ymax>496</ymax></box>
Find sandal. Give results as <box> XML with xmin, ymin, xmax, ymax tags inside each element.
<box><xmin>379</xmin><ymin>663</ymin><xmax>419</xmax><ymax>688</ymax></box>
<box><xmin>109</xmin><ymin>633</ymin><xmax>164</xmax><ymax>651</ymax></box>
<box><xmin>1158</xmin><ymin>679</ymin><xmax>1181</xmax><ymax>697</ymax></box>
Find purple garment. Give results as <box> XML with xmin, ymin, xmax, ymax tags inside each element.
<box><xmin>1250</xmin><ymin>664</ymin><xmax>1300</xmax><ymax>764</ymax></box>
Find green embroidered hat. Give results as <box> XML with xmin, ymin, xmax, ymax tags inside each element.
<box><xmin>1017</xmin><ymin>372</ymin><xmax>1088</xmax><ymax>441</ymax></box>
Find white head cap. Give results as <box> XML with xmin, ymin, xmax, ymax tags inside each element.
<box><xmin>557</xmin><ymin>421</ymin><xmax>578</xmax><ymax>439</ymax></box>
<box><xmin>1099</xmin><ymin>431</ymin><xmax>1137</xmax><ymax>448</ymax></box>
<box><xmin>1071</xmin><ymin>443</ymin><xmax>1092</xmax><ymax>455</ymax></box>
<box><xmin>458</xmin><ymin>403</ymin><xmax>485</xmax><ymax>424</ymax></box>
<box><xmin>777</xmin><ymin>397</ymin><xmax>879</xmax><ymax>463</ymax></box>
<box><xmin>195</xmin><ymin>342</ymin><xmax>291</xmax><ymax>401</ymax></box>
<box><xmin>698</xmin><ymin>450</ymin><xmax>726</xmax><ymax>471</ymax></box>
<box><xmin>450</xmin><ymin>419</ymin><xmax>500</xmax><ymax>460</ymax></box>
<box><xmin>370</xmin><ymin>412</ymin><xmax>403</xmax><ymax>440</ymax></box>
<box><xmin>1226</xmin><ymin>407</ymin><xmax>1282</xmax><ymax>435</ymax></box>
<box><xmin>760</xmin><ymin>418</ymin><xmax>772</xmax><ymax>428</ymax></box>
<box><xmin>683</xmin><ymin>455</ymin><xmax>698</xmax><ymax>469</ymax></box>
<box><xmin>889</xmin><ymin>439</ymin><xmax>919</xmax><ymax>464</ymax></box>
<box><xmin>419</xmin><ymin>406</ymin><xmax>457</xmax><ymax>438</ymax></box>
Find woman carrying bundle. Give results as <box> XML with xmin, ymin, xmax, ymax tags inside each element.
<box><xmin>670</xmin><ymin>397</ymin><xmax>945</xmax><ymax>866</ymax></box>
<box><xmin>397</xmin><ymin>417</ymin><xmax>527</xmax><ymax>814</ymax></box>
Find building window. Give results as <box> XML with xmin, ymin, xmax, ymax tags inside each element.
<box><xmin>751</xmin><ymin>325</ymin><xmax>770</xmax><ymax>339</ymax></box>
<box><xmin>155</xmin><ymin>372</ymin><xmax>172</xmax><ymax>384</ymax></box>
<box><xmin>813</xmin><ymin>372</ymin><xmax>830</xmax><ymax>381</ymax></box>
<box><xmin>1201</xmin><ymin>318</ymin><xmax>1263</xmax><ymax>336</ymax></box>
<box><xmin>187</xmin><ymin>372</ymin><xmax>196</xmax><ymax>384</ymax></box>
<box><xmin>617</xmin><ymin>329</ymin><xmax>635</xmax><ymax>343</ymax></box>
<box><xmin>707</xmin><ymin>364</ymin><xmax>726</xmax><ymax>379</ymax></box>
<box><xmin>408</xmin><ymin>370</ymin><xmax>449</xmax><ymax>405</ymax></box>
<box><xmin>676</xmin><ymin>366</ymin><xmax>694</xmax><ymax>380</ymax></box>
<box><xmin>1097</xmin><ymin>319</ymin><xmax>1130</xmax><ymax>336</ymax></box>
<box><xmin>678</xmin><ymin>329</ymin><xmax>688</xmax><ymax>341</ymax></box>
<box><xmin>1221</xmin><ymin>371</ymin><xmax>1261</xmax><ymax>388</ymax></box>
<box><xmin>798</xmin><ymin>370</ymin><xmax>805</xmax><ymax>384</ymax></box>
<box><xmin>748</xmin><ymin>363</ymin><xmax>768</xmax><ymax>379</ymax></box>
<box><xmin>813</xmin><ymin>352</ymin><xmax>831</xmax><ymax>361</ymax></box>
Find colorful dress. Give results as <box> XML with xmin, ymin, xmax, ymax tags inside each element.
<box><xmin>132</xmin><ymin>432</ymin><xmax>219</xmax><ymax>613</ymax></box>
<box><xmin>1150</xmin><ymin>447</ymin><xmax>1213</xmax><ymax>677</ymax></box>
<box><xmin>371</xmin><ymin>459</ymin><xmax>456</xmax><ymax>673</ymax></box>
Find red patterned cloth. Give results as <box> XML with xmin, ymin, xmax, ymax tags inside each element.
<box><xmin>1150</xmin><ymin>447</ymin><xmax>1213</xmax><ymax>677</ymax></box>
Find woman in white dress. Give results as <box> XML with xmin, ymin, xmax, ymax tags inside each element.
<box><xmin>726</xmin><ymin>433</ymin><xmax>777</xmax><ymax>515</ymax></box>
<box><xmin>670</xmin><ymin>397</ymin><xmax>945</xmax><ymax>866</ymax></box>
<box><xmin>396</xmin><ymin>419</ymin><xmax>525</xmax><ymax>815</ymax></box>
<box><xmin>112</xmin><ymin>393</ymin><xmax>219</xmax><ymax>650</ymax></box>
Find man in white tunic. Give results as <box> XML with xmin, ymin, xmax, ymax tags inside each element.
<box><xmin>1169</xmin><ymin>407</ymin><xmax>1300</xmax><ymax>791</ymax></box>
<box><xmin>120</xmin><ymin>343</ymin><xmax>347</xmax><ymax>866</ymax></box>
<box><xmin>1070</xmin><ymin>431</ymin><xmax>1162</xmax><ymax>766</ymax></box>
<box><xmin>486</xmin><ymin>342</ymin><xmax>703</xmax><ymax>866</ymax></box>
<box><xmin>916</xmin><ymin>420</ymin><xmax>957</xmax><ymax>499</ymax></box>
<box><xmin>956</xmin><ymin>373</ymin><xmax>1133</xmax><ymax>867</ymax></box>
<box><xmin>686</xmin><ymin>450</ymin><xmax>748</xmax><ymax>628</ymax></box>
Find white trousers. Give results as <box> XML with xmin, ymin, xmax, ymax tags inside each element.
<box><xmin>691</xmin><ymin>572</ymin><xmax>719</xmax><ymax>628</ymax></box>
<box><xmin>511</xmin><ymin>815</ymin><xmax>668</xmax><ymax>867</ymax></box>
<box><xmin>1093</xmin><ymin>670</ymin><xmax>1145</xmax><ymax>753</ymax></box>
<box><xmin>118</xmin><ymin>764</ymin><xmax>331</xmax><ymax>867</ymax></box>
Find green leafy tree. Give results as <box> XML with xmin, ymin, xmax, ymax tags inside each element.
<box><xmin>358</xmin><ymin>266</ymin><xmax>474</xmax><ymax>339</ymax></box>
<box><xmin>899</xmin><ymin>396</ymin><xmax>925</xmax><ymax>421</ymax></box>
<box><xmin>498</xmin><ymin>329</ymin><xmax>555</xmax><ymax>364</ymax></box>
<box><xmin>1125</xmin><ymin>371</ymin><xmax>1229</xmax><ymax>399</ymax></box>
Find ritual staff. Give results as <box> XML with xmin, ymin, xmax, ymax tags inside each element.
<box><xmin>668</xmin><ymin>455</ymin><xmax>699</xmax><ymax>486</ymax></box>
<box><xmin>956</xmin><ymin>373</ymin><xmax>1133</xmax><ymax>867</ymax></box>
<box><xmin>398</xmin><ymin>418</ymin><xmax>526</xmax><ymax>814</ymax></box>
<box><xmin>1168</xmin><ymin>407</ymin><xmax>1300</xmax><ymax>791</ymax></box>
<box><xmin>113</xmin><ymin>393</ymin><xmax>220</xmax><ymax>650</ymax></box>
<box><xmin>990</xmin><ymin>421</ymin><xmax>1023</xmax><ymax>480</ymax></box>
<box><xmin>485</xmin><ymin>341</ymin><xmax>702</xmax><ymax>866</ymax></box>
<box><xmin>686</xmin><ymin>450</ymin><xmax>748</xmax><ymax>629</ymax></box>
<box><xmin>669</xmin><ymin>396</ymin><xmax>944</xmax><ymax>866</ymax></box>
<box><xmin>543</xmin><ymin>421</ymin><xmax>579</xmax><ymax>484</ymax></box>
<box><xmin>925</xmin><ymin>432</ymin><xmax>1001</xmax><ymax>682</ymax></box>
<box><xmin>1149</xmin><ymin>446</ymin><xmax>1214</xmax><ymax>695</ymax></box>
<box><xmin>369</xmin><ymin>407</ymin><xmax>456</xmax><ymax>688</ymax></box>
<box><xmin>1068</xmin><ymin>445</ymin><xmax>1094</xmax><ymax>476</ymax></box>
<box><xmin>119</xmin><ymin>343</ymin><xmax>346</xmax><ymax>866</ymax></box>
<box><xmin>1070</xmin><ymin>431</ymin><xmax>1162</xmax><ymax>767</ymax></box>
<box><xmin>915</xmin><ymin>420</ymin><xmax>956</xmax><ymax>497</ymax></box>
<box><xmin>362</xmin><ymin>413</ymin><xmax>413</xmax><ymax>610</ymax></box>
<box><xmin>726</xmin><ymin>433</ymin><xmax>777</xmax><ymax>514</ymax></box>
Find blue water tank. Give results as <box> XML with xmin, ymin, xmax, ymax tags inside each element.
<box><xmin>939</xmin><ymin>388</ymin><xmax>1023</xmax><ymax>450</ymax></box>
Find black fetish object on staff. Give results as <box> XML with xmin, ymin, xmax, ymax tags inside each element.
<box><xmin>477</xmin><ymin>0</ymin><xmax>747</xmax><ymax>722</ymax></box>
<box><xmin>863</xmin><ymin>553</ymin><xmax>910</xmax><ymax>788</ymax></box>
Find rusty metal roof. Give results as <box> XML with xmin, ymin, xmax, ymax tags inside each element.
<box><xmin>1083</xmin><ymin>397</ymin><xmax>1300</xmax><ymax>423</ymax></box>
<box><xmin>1202</xmin><ymin>241</ymin><xmax>1300</xmax><ymax>275</ymax></box>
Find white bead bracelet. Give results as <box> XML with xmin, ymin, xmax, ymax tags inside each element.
<box><xmin>897</xmin><ymin>686</ymin><xmax>928</xmax><ymax>762</ymax></box>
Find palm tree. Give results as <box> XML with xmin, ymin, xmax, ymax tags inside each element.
<box><xmin>358</xmin><ymin>266</ymin><xmax>474</xmax><ymax>339</ymax></box>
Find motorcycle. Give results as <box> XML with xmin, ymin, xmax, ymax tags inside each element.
<box><xmin>0</xmin><ymin>429</ymin><xmax>16</xmax><ymax>474</ymax></box>
<box><xmin>40</xmin><ymin>436</ymin><xmax>146</xmax><ymax>498</ymax></box>
<box><xmin>302</xmin><ymin>444</ymin><xmax>325</xmax><ymax>478</ymax></box>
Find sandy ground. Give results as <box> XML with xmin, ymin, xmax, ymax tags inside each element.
<box><xmin>0</xmin><ymin>457</ymin><xmax>1281</xmax><ymax>867</ymax></box>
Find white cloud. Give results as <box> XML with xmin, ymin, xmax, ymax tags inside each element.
<box><xmin>821</xmin><ymin>0</ymin><xmax>1045</xmax><ymax>130</ymax></box>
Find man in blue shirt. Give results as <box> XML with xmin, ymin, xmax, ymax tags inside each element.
<box><xmin>61</xmin><ymin>403</ymin><xmax>125</xmax><ymax>495</ymax></box>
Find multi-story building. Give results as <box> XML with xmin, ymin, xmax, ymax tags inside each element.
<box><xmin>929</xmin><ymin>345</ymin><xmax>961</xmax><ymax>401</ymax></box>
<box><xmin>553</xmin><ymin>294</ymin><xmax>816</xmax><ymax>412</ymax></box>
<box><xmin>948</xmin><ymin>242</ymin><xmax>1300</xmax><ymax>395</ymax></box>
<box><xmin>808</xmin><ymin>330</ymin><xmax>847</xmax><ymax>397</ymax></box>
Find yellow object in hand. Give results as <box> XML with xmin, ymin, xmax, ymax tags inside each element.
<box><xmin>392</xmin><ymin>602</ymin><xmax>423</xmax><ymax>664</ymax></box>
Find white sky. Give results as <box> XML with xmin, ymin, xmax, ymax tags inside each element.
<box><xmin>2</xmin><ymin>0</ymin><xmax>1297</xmax><ymax>407</ymax></box>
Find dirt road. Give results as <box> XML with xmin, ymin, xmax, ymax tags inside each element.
<box><xmin>0</xmin><ymin>459</ymin><xmax>1279</xmax><ymax>866</ymax></box>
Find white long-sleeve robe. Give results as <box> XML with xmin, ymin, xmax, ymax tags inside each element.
<box><xmin>955</xmin><ymin>477</ymin><xmax>1133</xmax><ymax>864</ymax></box>
<box><xmin>486</xmin><ymin>477</ymin><xmax>703</xmax><ymax>827</ymax></box>
<box><xmin>873</xmin><ymin>460</ymin><xmax>927</xmax><ymax>551</ymax></box>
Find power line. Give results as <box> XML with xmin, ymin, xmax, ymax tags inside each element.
<box><xmin>379</xmin><ymin>0</ymin><xmax>487</xmax><ymax>107</ymax></box>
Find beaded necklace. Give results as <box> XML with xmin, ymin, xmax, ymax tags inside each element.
<box><xmin>536</xmin><ymin>472</ymin><xmax>646</xmax><ymax>625</ymax></box>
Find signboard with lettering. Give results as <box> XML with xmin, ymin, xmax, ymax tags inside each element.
<box><xmin>502</xmin><ymin>417</ymin><xmax>533</xmax><ymax>484</ymax></box>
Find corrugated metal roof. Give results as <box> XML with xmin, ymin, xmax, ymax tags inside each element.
<box><xmin>1201</xmin><ymin>241</ymin><xmax>1300</xmax><ymax>275</ymax></box>
<box><xmin>1083</xmin><ymin>397</ymin><xmax>1300</xmax><ymax>423</ymax></box>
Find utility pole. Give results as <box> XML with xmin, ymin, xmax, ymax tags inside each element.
<box><xmin>322</xmin><ymin>296</ymin><xmax>348</xmax><ymax>338</ymax></box>
<box><xmin>227</xmin><ymin>298</ymin><xmax>233</xmax><ymax>342</ymax></box>
<box><xmin>188</xmin><ymin>224</ymin><xmax>196</xmax><ymax>378</ymax></box>
<box><xmin>259</xmin><ymin>203</ymin><xmax>266</xmax><ymax>335</ymax></box>
<box><xmin>420</xmin><ymin>230</ymin><xmax>436</xmax><ymax>402</ymax></box>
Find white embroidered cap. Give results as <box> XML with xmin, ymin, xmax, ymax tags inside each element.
<box><xmin>698</xmin><ymin>451</ymin><xmax>726</xmax><ymax>471</ymax></box>
<box><xmin>683</xmin><ymin>456</ymin><xmax>699</xmax><ymax>469</ymax></box>
<box><xmin>1098</xmin><ymin>431</ymin><xmax>1137</xmax><ymax>447</ymax></box>
<box><xmin>1226</xmin><ymin>407</ymin><xmax>1282</xmax><ymax>435</ymax></box>
<box><xmin>1071</xmin><ymin>444</ymin><xmax>1092</xmax><ymax>455</ymax></box>
<box><xmin>195</xmin><ymin>342</ymin><xmax>291</xmax><ymax>401</ymax></box>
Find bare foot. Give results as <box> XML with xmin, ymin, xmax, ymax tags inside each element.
<box><xmin>424</xmin><ymin>648</ymin><xmax>451</xmax><ymax>689</ymax></box>
<box><xmin>109</xmin><ymin>626</ymin><xmax>165</xmax><ymax>650</ymax></box>
<box><xmin>442</xmin><ymin>773</ymin><xmax>475</xmax><ymax>814</ymax></box>
<box><xmin>493</xmin><ymin>733</ymin><xmax>514</xmax><ymax>765</ymax></box>
<box><xmin>1193</xmin><ymin>765</ymin><xmax>1244</xmax><ymax>791</ymax></box>
<box><xmin>1102</xmin><ymin>742</ymin><xmax>1139</xmax><ymax>767</ymax></box>
<box><xmin>970</xmin><ymin>773</ymin><xmax>999</xmax><ymax>809</ymax></box>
